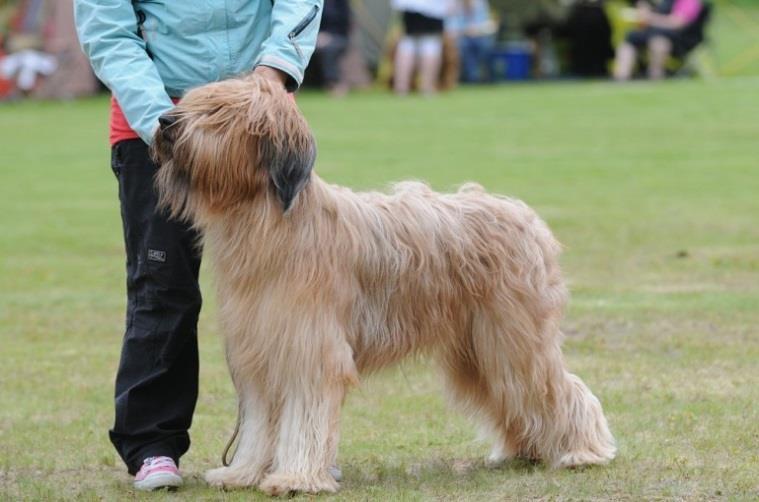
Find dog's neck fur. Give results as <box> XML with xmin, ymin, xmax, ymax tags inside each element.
<box><xmin>199</xmin><ymin>173</ymin><xmax>339</xmax><ymax>284</ymax></box>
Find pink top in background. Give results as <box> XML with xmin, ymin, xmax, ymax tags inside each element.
<box><xmin>672</xmin><ymin>0</ymin><xmax>703</xmax><ymax>25</ymax></box>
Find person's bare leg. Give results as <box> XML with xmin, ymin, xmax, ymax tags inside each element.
<box><xmin>613</xmin><ymin>42</ymin><xmax>637</xmax><ymax>81</ymax></box>
<box><xmin>418</xmin><ymin>35</ymin><xmax>442</xmax><ymax>95</ymax></box>
<box><xmin>394</xmin><ymin>36</ymin><xmax>417</xmax><ymax>95</ymax></box>
<box><xmin>648</xmin><ymin>36</ymin><xmax>672</xmax><ymax>80</ymax></box>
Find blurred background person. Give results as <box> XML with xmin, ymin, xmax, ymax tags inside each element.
<box><xmin>560</xmin><ymin>0</ymin><xmax>614</xmax><ymax>78</ymax></box>
<box><xmin>614</xmin><ymin>0</ymin><xmax>706</xmax><ymax>80</ymax></box>
<box><xmin>391</xmin><ymin>0</ymin><xmax>455</xmax><ymax>95</ymax></box>
<box><xmin>447</xmin><ymin>0</ymin><xmax>497</xmax><ymax>84</ymax></box>
<box><xmin>314</xmin><ymin>0</ymin><xmax>351</xmax><ymax>96</ymax></box>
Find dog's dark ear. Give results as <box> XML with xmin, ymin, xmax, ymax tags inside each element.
<box><xmin>249</xmin><ymin>84</ymin><xmax>317</xmax><ymax>212</ymax></box>
<box><xmin>246</xmin><ymin>77</ymin><xmax>317</xmax><ymax>211</ymax></box>
<box><xmin>262</xmin><ymin>132</ymin><xmax>316</xmax><ymax>212</ymax></box>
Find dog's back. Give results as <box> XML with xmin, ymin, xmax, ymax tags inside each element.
<box><xmin>324</xmin><ymin>179</ymin><xmax>566</xmax><ymax>373</ymax></box>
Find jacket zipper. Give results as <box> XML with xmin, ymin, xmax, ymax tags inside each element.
<box><xmin>288</xmin><ymin>5</ymin><xmax>319</xmax><ymax>61</ymax></box>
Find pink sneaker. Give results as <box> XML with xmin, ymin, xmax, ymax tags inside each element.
<box><xmin>133</xmin><ymin>456</ymin><xmax>183</xmax><ymax>491</ymax></box>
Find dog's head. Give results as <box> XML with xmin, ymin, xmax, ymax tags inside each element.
<box><xmin>152</xmin><ymin>74</ymin><xmax>317</xmax><ymax>220</ymax></box>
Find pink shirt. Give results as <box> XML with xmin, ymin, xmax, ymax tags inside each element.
<box><xmin>672</xmin><ymin>0</ymin><xmax>702</xmax><ymax>25</ymax></box>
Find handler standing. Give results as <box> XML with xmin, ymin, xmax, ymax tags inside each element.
<box><xmin>74</xmin><ymin>0</ymin><xmax>323</xmax><ymax>491</ymax></box>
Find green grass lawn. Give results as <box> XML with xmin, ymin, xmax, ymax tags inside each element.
<box><xmin>1</xmin><ymin>78</ymin><xmax>758</xmax><ymax>500</ymax></box>
<box><xmin>710</xmin><ymin>0</ymin><xmax>759</xmax><ymax>77</ymax></box>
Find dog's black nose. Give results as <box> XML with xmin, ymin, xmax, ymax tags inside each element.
<box><xmin>159</xmin><ymin>114</ymin><xmax>178</xmax><ymax>129</ymax></box>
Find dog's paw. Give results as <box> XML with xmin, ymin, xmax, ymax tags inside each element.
<box><xmin>205</xmin><ymin>466</ymin><xmax>261</xmax><ymax>489</ymax></box>
<box><xmin>554</xmin><ymin>447</ymin><xmax>616</xmax><ymax>469</ymax></box>
<box><xmin>205</xmin><ymin>467</ymin><xmax>237</xmax><ymax>488</ymax></box>
<box><xmin>485</xmin><ymin>444</ymin><xmax>515</xmax><ymax>468</ymax></box>
<box><xmin>259</xmin><ymin>472</ymin><xmax>339</xmax><ymax>496</ymax></box>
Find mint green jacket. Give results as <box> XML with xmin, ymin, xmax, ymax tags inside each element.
<box><xmin>74</xmin><ymin>0</ymin><xmax>323</xmax><ymax>143</ymax></box>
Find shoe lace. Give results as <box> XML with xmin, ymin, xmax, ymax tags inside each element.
<box><xmin>143</xmin><ymin>456</ymin><xmax>174</xmax><ymax>468</ymax></box>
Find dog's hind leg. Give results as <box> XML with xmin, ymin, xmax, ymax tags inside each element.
<box><xmin>438</xmin><ymin>332</ymin><xmax>520</xmax><ymax>467</ymax></box>
<box><xmin>205</xmin><ymin>381</ymin><xmax>276</xmax><ymax>488</ymax></box>
<box><xmin>258</xmin><ymin>334</ymin><xmax>357</xmax><ymax>496</ymax></box>
<box><xmin>466</xmin><ymin>304</ymin><xmax>616</xmax><ymax>468</ymax></box>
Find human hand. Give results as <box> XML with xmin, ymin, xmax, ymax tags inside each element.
<box><xmin>253</xmin><ymin>65</ymin><xmax>288</xmax><ymax>88</ymax></box>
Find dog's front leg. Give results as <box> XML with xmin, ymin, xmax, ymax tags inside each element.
<box><xmin>205</xmin><ymin>381</ymin><xmax>275</xmax><ymax>488</ymax></box>
<box><xmin>258</xmin><ymin>337</ymin><xmax>357</xmax><ymax>496</ymax></box>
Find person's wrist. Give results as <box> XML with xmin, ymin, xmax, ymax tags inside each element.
<box><xmin>253</xmin><ymin>65</ymin><xmax>288</xmax><ymax>88</ymax></box>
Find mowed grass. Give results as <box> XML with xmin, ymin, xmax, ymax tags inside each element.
<box><xmin>1</xmin><ymin>78</ymin><xmax>758</xmax><ymax>501</ymax></box>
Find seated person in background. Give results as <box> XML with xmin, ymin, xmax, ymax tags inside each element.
<box><xmin>447</xmin><ymin>0</ymin><xmax>496</xmax><ymax>83</ymax></box>
<box><xmin>315</xmin><ymin>0</ymin><xmax>351</xmax><ymax>97</ymax></box>
<box><xmin>614</xmin><ymin>0</ymin><xmax>703</xmax><ymax>80</ymax></box>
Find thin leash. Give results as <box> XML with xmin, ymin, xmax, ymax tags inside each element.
<box><xmin>221</xmin><ymin>346</ymin><xmax>243</xmax><ymax>467</ymax></box>
<box><xmin>221</xmin><ymin>400</ymin><xmax>242</xmax><ymax>467</ymax></box>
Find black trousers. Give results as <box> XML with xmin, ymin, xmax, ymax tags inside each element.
<box><xmin>108</xmin><ymin>139</ymin><xmax>202</xmax><ymax>475</ymax></box>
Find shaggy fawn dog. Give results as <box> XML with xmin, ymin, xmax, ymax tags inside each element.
<box><xmin>152</xmin><ymin>75</ymin><xmax>616</xmax><ymax>496</ymax></box>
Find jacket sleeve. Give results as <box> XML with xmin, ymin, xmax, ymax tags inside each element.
<box><xmin>74</xmin><ymin>0</ymin><xmax>174</xmax><ymax>144</ymax></box>
<box><xmin>255</xmin><ymin>0</ymin><xmax>324</xmax><ymax>92</ymax></box>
